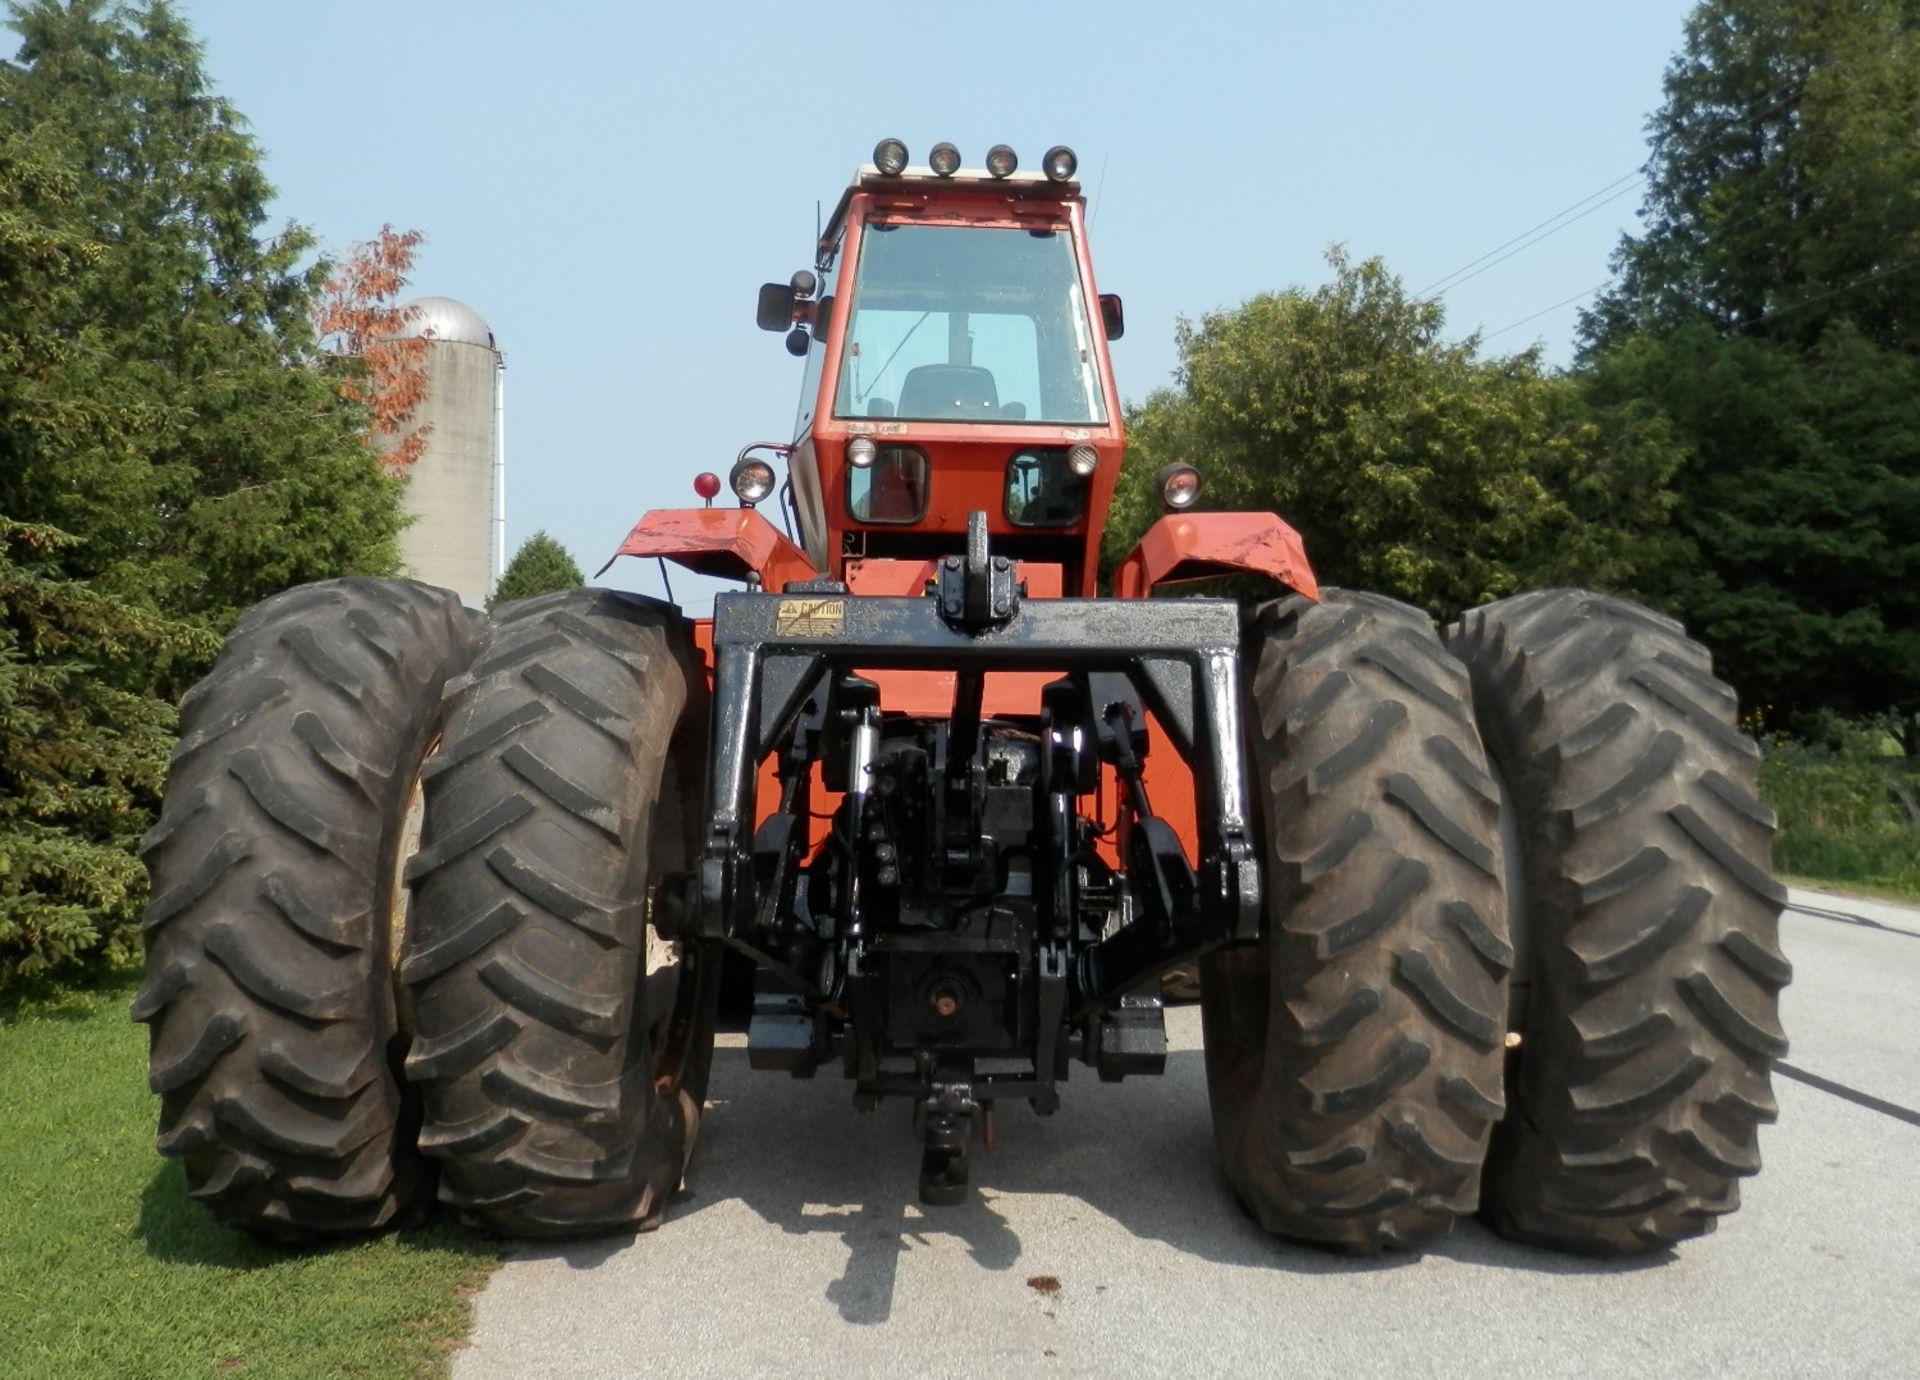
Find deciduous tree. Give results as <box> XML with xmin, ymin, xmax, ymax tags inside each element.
<box><xmin>313</xmin><ymin>225</ymin><xmax>434</xmax><ymax>474</ymax></box>
<box><xmin>1106</xmin><ymin>250</ymin><xmax>1681</xmax><ymax>618</ymax></box>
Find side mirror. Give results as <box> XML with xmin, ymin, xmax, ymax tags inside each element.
<box><xmin>757</xmin><ymin>282</ymin><xmax>795</xmax><ymax>332</ymax></box>
<box><xmin>1099</xmin><ymin>294</ymin><xmax>1125</xmax><ymax>340</ymax></box>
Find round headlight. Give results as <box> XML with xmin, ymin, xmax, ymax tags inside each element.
<box><xmin>985</xmin><ymin>144</ymin><xmax>1018</xmax><ymax>179</ymax></box>
<box><xmin>929</xmin><ymin>142</ymin><xmax>961</xmax><ymax>177</ymax></box>
<box><xmin>730</xmin><ymin>458</ymin><xmax>776</xmax><ymax>507</ymax></box>
<box><xmin>872</xmin><ymin>138</ymin><xmax>909</xmax><ymax>177</ymax></box>
<box><xmin>847</xmin><ymin>436</ymin><xmax>877</xmax><ymax>469</ymax></box>
<box><xmin>1067</xmin><ymin>444</ymin><xmax>1098</xmax><ymax>477</ymax></box>
<box><xmin>1042</xmin><ymin>145</ymin><xmax>1078</xmax><ymax>182</ymax></box>
<box><xmin>1156</xmin><ymin>462</ymin><xmax>1202</xmax><ymax>511</ymax></box>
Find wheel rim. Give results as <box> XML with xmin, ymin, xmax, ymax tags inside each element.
<box><xmin>385</xmin><ymin>734</ymin><xmax>440</xmax><ymax>1037</ymax></box>
<box><xmin>641</xmin><ymin>738</ymin><xmax>711</xmax><ymax>1093</ymax></box>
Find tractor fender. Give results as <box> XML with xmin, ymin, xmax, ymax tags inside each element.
<box><xmin>600</xmin><ymin>507</ymin><xmax>819</xmax><ymax>592</ymax></box>
<box><xmin>1113</xmin><ymin>511</ymin><xmax>1319</xmax><ymax>600</ymax></box>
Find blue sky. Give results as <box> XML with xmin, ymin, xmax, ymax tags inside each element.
<box><xmin>21</xmin><ymin>1</ymin><xmax>1696</xmax><ymax>600</ymax></box>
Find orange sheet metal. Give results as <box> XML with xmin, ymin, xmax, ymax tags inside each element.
<box><xmin>609</xmin><ymin>507</ymin><xmax>817</xmax><ymax>593</ymax></box>
<box><xmin>1113</xmin><ymin>511</ymin><xmax>1318</xmax><ymax>600</ymax></box>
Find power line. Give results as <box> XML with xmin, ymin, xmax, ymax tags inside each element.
<box><xmin>1483</xmin><ymin>280</ymin><xmax>1613</xmax><ymax>340</ymax></box>
<box><xmin>1481</xmin><ymin>255</ymin><xmax>1920</xmax><ymax>347</ymax></box>
<box><xmin>1419</xmin><ymin>181</ymin><xmax>1644</xmax><ymax>302</ymax></box>
<box><xmin>1419</xmin><ymin>69</ymin><xmax>1830</xmax><ymax>308</ymax></box>
<box><xmin>1730</xmin><ymin>256</ymin><xmax>1920</xmax><ymax>333</ymax></box>
<box><xmin>1413</xmin><ymin>170</ymin><xmax>1642</xmax><ymax>300</ymax></box>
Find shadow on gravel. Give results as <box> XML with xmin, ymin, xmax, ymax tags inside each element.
<box><xmin>506</xmin><ymin>1047</ymin><xmax>1671</xmax><ymax>1324</ymax></box>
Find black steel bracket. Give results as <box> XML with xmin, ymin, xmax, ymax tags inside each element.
<box><xmin>935</xmin><ymin>511</ymin><xmax>1018</xmax><ymax>632</ymax></box>
<box><xmin>698</xmin><ymin>585</ymin><xmax>1261</xmax><ymax>1003</ymax></box>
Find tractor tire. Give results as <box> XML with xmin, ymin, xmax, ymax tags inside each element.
<box><xmin>1201</xmin><ymin>589</ymin><xmax>1513</xmax><ymax>1253</ymax></box>
<box><xmin>401</xmin><ymin>588</ymin><xmax>718</xmax><ymax>1238</ymax></box>
<box><xmin>1447</xmin><ymin>589</ymin><xmax>1789</xmax><ymax>1254</ymax></box>
<box><xmin>134</xmin><ymin>578</ymin><xmax>480</xmax><ymax>1241</ymax></box>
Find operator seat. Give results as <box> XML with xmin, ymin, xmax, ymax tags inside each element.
<box><xmin>897</xmin><ymin>364</ymin><xmax>998</xmax><ymax>419</ymax></box>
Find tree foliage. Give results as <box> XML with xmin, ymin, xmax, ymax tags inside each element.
<box><xmin>313</xmin><ymin>225</ymin><xmax>433</xmax><ymax>474</ymax></box>
<box><xmin>0</xmin><ymin>1</ymin><xmax>414</xmax><ymax>983</ymax></box>
<box><xmin>1106</xmin><ymin>250</ymin><xmax>1681</xmax><ymax>618</ymax></box>
<box><xmin>1578</xmin><ymin>0</ymin><xmax>1920</xmax><ymax>743</ymax></box>
<box><xmin>1583</xmin><ymin>0</ymin><xmax>1920</xmax><ymax>354</ymax></box>
<box><xmin>488</xmin><ymin>531</ymin><xmax>583</xmax><ymax>611</ymax></box>
<box><xmin>0</xmin><ymin>520</ymin><xmax>214</xmax><ymax>985</ymax></box>
<box><xmin>0</xmin><ymin>0</ymin><xmax>405</xmax><ymax>639</ymax></box>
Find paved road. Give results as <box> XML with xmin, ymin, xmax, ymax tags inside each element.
<box><xmin>456</xmin><ymin>888</ymin><xmax>1920</xmax><ymax>1378</ymax></box>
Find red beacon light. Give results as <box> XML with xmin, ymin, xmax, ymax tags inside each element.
<box><xmin>693</xmin><ymin>472</ymin><xmax>722</xmax><ymax>507</ymax></box>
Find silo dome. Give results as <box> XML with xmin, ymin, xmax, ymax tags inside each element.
<box><xmin>394</xmin><ymin>296</ymin><xmax>496</xmax><ymax>350</ymax></box>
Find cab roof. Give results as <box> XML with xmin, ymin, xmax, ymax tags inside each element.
<box><xmin>818</xmin><ymin>165</ymin><xmax>1084</xmax><ymax>267</ymax></box>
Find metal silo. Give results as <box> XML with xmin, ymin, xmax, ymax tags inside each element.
<box><xmin>387</xmin><ymin>296</ymin><xmax>504</xmax><ymax>607</ymax></box>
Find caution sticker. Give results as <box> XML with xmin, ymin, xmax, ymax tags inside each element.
<box><xmin>775</xmin><ymin>596</ymin><xmax>846</xmax><ymax>637</ymax></box>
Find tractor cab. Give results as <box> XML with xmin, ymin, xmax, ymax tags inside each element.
<box><xmin>759</xmin><ymin>140</ymin><xmax>1125</xmax><ymax>595</ymax></box>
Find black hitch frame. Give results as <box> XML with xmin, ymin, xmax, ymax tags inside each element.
<box><xmin>697</xmin><ymin>604</ymin><xmax>1259</xmax><ymax>999</ymax></box>
<box><xmin>695</xmin><ymin>514</ymin><xmax>1261</xmax><ymax>1204</ymax></box>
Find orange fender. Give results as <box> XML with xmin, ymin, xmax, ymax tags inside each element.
<box><xmin>1112</xmin><ymin>511</ymin><xmax>1318</xmax><ymax>600</ymax></box>
<box><xmin>601</xmin><ymin>508</ymin><xmax>818</xmax><ymax>592</ymax></box>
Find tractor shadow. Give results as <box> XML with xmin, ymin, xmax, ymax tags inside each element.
<box><xmin>636</xmin><ymin>1040</ymin><xmax>1673</xmax><ymax>1324</ymax></box>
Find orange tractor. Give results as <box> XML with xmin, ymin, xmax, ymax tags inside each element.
<box><xmin>138</xmin><ymin>140</ymin><xmax>1789</xmax><ymax>1255</ymax></box>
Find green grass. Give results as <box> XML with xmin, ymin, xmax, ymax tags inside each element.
<box><xmin>0</xmin><ymin>975</ymin><xmax>499</xmax><ymax>1380</ymax></box>
<box><xmin>1779</xmin><ymin>873</ymin><xmax>1920</xmax><ymax>906</ymax></box>
<box><xmin>1761</xmin><ymin>736</ymin><xmax>1920</xmax><ymax>904</ymax></box>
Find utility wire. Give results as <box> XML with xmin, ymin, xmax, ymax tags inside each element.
<box><xmin>1421</xmin><ymin>70</ymin><xmax>1830</xmax><ymax>309</ymax></box>
<box><xmin>1729</xmin><ymin>256</ymin><xmax>1920</xmax><ymax>333</ymax></box>
<box><xmin>1413</xmin><ymin>170</ymin><xmax>1643</xmax><ymax>300</ymax></box>
<box><xmin>1418</xmin><ymin>181</ymin><xmax>1644</xmax><ymax>302</ymax></box>
<box><xmin>1483</xmin><ymin>279</ymin><xmax>1613</xmax><ymax>340</ymax></box>
<box><xmin>1482</xmin><ymin>255</ymin><xmax>1920</xmax><ymax>346</ymax></box>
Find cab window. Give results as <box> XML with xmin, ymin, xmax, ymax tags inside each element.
<box><xmin>847</xmin><ymin>445</ymin><xmax>930</xmax><ymax>524</ymax></box>
<box><xmin>835</xmin><ymin>224</ymin><xmax>1106</xmax><ymax>425</ymax></box>
<box><xmin>1005</xmin><ymin>448</ymin><xmax>1086</xmax><ymax>528</ymax></box>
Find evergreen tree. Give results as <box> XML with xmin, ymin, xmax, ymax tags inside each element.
<box><xmin>489</xmin><ymin>530</ymin><xmax>583</xmax><ymax>611</ymax></box>
<box><xmin>1106</xmin><ymin>250</ymin><xmax>1682</xmax><ymax>618</ymax></box>
<box><xmin>0</xmin><ymin>0</ymin><xmax>405</xmax><ymax>643</ymax></box>
<box><xmin>1584</xmin><ymin>0</ymin><xmax>1920</xmax><ymax>354</ymax></box>
<box><xmin>1579</xmin><ymin>0</ymin><xmax>1920</xmax><ymax>743</ymax></box>
<box><xmin>0</xmin><ymin>123</ymin><xmax>216</xmax><ymax>983</ymax></box>
<box><xmin>0</xmin><ymin>519</ymin><xmax>212</xmax><ymax>985</ymax></box>
<box><xmin>0</xmin><ymin>3</ymin><xmax>412</xmax><ymax>982</ymax></box>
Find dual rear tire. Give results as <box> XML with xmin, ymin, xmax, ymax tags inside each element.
<box><xmin>139</xmin><ymin>581</ymin><xmax>714</xmax><ymax>1242</ymax></box>
<box><xmin>401</xmin><ymin>589</ymin><xmax>717</xmax><ymax>1237</ymax></box>
<box><xmin>1205</xmin><ymin>587</ymin><xmax>1787</xmax><ymax>1255</ymax></box>
<box><xmin>1202</xmin><ymin>590</ymin><xmax>1513</xmax><ymax>1253</ymax></box>
<box><xmin>1446</xmin><ymin>590</ymin><xmax>1788</xmax><ymax>1253</ymax></box>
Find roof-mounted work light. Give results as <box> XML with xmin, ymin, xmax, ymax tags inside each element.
<box><xmin>1042</xmin><ymin>145</ymin><xmax>1078</xmax><ymax>182</ymax></box>
<box><xmin>985</xmin><ymin>144</ymin><xmax>1018</xmax><ymax>179</ymax></box>
<box><xmin>872</xmin><ymin>138</ymin><xmax>909</xmax><ymax>177</ymax></box>
<box><xmin>928</xmin><ymin>142</ymin><xmax>962</xmax><ymax>177</ymax></box>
